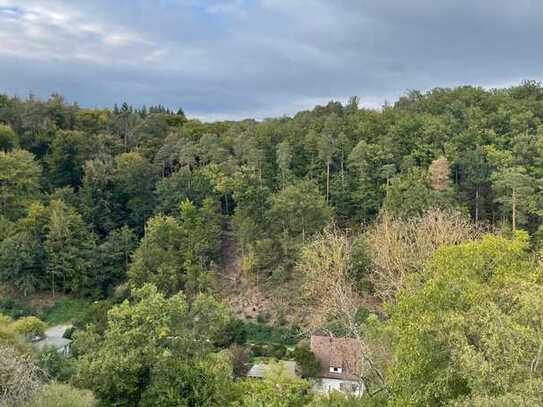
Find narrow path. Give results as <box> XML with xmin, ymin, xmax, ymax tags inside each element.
<box><xmin>217</xmin><ymin>227</ymin><xmax>272</xmax><ymax>320</ymax></box>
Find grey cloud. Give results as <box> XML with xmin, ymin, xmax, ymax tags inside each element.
<box><xmin>0</xmin><ymin>0</ymin><xmax>542</xmax><ymax>120</ymax></box>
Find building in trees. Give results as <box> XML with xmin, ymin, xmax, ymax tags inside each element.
<box><xmin>310</xmin><ymin>333</ymin><xmax>364</xmax><ymax>396</ymax></box>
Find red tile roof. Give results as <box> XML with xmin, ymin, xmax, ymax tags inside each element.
<box><xmin>310</xmin><ymin>333</ymin><xmax>362</xmax><ymax>381</ymax></box>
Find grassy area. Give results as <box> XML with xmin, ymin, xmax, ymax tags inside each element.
<box><xmin>244</xmin><ymin>322</ymin><xmax>302</xmax><ymax>346</ymax></box>
<box><xmin>41</xmin><ymin>298</ymin><xmax>91</xmax><ymax>325</ymax></box>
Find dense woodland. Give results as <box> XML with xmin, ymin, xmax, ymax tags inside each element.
<box><xmin>1</xmin><ymin>82</ymin><xmax>543</xmax><ymax>406</ymax></box>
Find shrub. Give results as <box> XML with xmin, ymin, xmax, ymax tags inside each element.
<box><xmin>270</xmin><ymin>343</ymin><xmax>287</xmax><ymax>359</ymax></box>
<box><xmin>30</xmin><ymin>383</ymin><xmax>96</xmax><ymax>407</ymax></box>
<box><xmin>244</xmin><ymin>322</ymin><xmax>301</xmax><ymax>346</ymax></box>
<box><xmin>216</xmin><ymin>318</ymin><xmax>247</xmax><ymax>347</ymax></box>
<box><xmin>63</xmin><ymin>326</ymin><xmax>75</xmax><ymax>339</ymax></box>
<box><xmin>0</xmin><ymin>298</ymin><xmax>33</xmax><ymax>319</ymax></box>
<box><xmin>38</xmin><ymin>348</ymin><xmax>76</xmax><ymax>381</ymax></box>
<box><xmin>73</xmin><ymin>300</ymin><xmax>112</xmax><ymax>334</ymax></box>
<box><xmin>251</xmin><ymin>344</ymin><xmax>270</xmax><ymax>358</ymax></box>
<box><xmin>11</xmin><ymin>316</ymin><xmax>47</xmax><ymax>338</ymax></box>
<box><xmin>256</xmin><ymin>311</ymin><xmax>271</xmax><ymax>324</ymax></box>
<box><xmin>292</xmin><ymin>345</ymin><xmax>320</xmax><ymax>377</ymax></box>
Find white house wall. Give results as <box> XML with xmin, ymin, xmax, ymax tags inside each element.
<box><xmin>311</xmin><ymin>378</ymin><xmax>365</xmax><ymax>397</ymax></box>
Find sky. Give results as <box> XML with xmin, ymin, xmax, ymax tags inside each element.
<box><xmin>0</xmin><ymin>0</ymin><xmax>541</xmax><ymax>121</ymax></box>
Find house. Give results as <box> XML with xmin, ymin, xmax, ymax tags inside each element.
<box><xmin>32</xmin><ymin>324</ymin><xmax>72</xmax><ymax>356</ymax></box>
<box><xmin>310</xmin><ymin>333</ymin><xmax>365</xmax><ymax>396</ymax></box>
<box><xmin>247</xmin><ymin>360</ymin><xmax>297</xmax><ymax>379</ymax></box>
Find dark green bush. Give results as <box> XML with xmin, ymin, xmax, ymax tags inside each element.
<box><xmin>270</xmin><ymin>343</ymin><xmax>287</xmax><ymax>359</ymax></box>
<box><xmin>292</xmin><ymin>345</ymin><xmax>320</xmax><ymax>377</ymax></box>
<box><xmin>0</xmin><ymin>298</ymin><xmax>33</xmax><ymax>319</ymax></box>
<box><xmin>244</xmin><ymin>322</ymin><xmax>301</xmax><ymax>346</ymax></box>
<box><xmin>215</xmin><ymin>318</ymin><xmax>247</xmax><ymax>348</ymax></box>
<box><xmin>63</xmin><ymin>326</ymin><xmax>75</xmax><ymax>339</ymax></box>
<box><xmin>256</xmin><ymin>311</ymin><xmax>270</xmax><ymax>324</ymax></box>
<box><xmin>38</xmin><ymin>349</ymin><xmax>76</xmax><ymax>382</ymax></box>
<box><xmin>251</xmin><ymin>344</ymin><xmax>268</xmax><ymax>357</ymax></box>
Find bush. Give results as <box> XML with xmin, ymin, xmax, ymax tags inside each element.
<box><xmin>256</xmin><ymin>311</ymin><xmax>270</xmax><ymax>324</ymax></box>
<box><xmin>244</xmin><ymin>322</ymin><xmax>301</xmax><ymax>346</ymax></box>
<box><xmin>0</xmin><ymin>124</ymin><xmax>19</xmax><ymax>151</ymax></box>
<box><xmin>0</xmin><ymin>298</ymin><xmax>33</xmax><ymax>319</ymax></box>
<box><xmin>250</xmin><ymin>344</ymin><xmax>270</xmax><ymax>358</ymax></box>
<box><xmin>270</xmin><ymin>343</ymin><xmax>287</xmax><ymax>359</ymax></box>
<box><xmin>11</xmin><ymin>316</ymin><xmax>47</xmax><ymax>338</ymax></box>
<box><xmin>0</xmin><ymin>313</ymin><xmax>12</xmax><ymax>325</ymax></box>
<box><xmin>216</xmin><ymin>318</ymin><xmax>247</xmax><ymax>347</ymax></box>
<box><xmin>354</xmin><ymin>307</ymin><xmax>370</xmax><ymax>324</ymax></box>
<box><xmin>73</xmin><ymin>300</ymin><xmax>112</xmax><ymax>334</ymax></box>
<box><xmin>350</xmin><ymin>235</ymin><xmax>374</xmax><ymax>293</ymax></box>
<box><xmin>30</xmin><ymin>383</ymin><xmax>96</xmax><ymax>407</ymax></box>
<box><xmin>292</xmin><ymin>345</ymin><xmax>320</xmax><ymax>377</ymax></box>
<box><xmin>38</xmin><ymin>349</ymin><xmax>76</xmax><ymax>382</ymax></box>
<box><xmin>63</xmin><ymin>326</ymin><xmax>75</xmax><ymax>339</ymax></box>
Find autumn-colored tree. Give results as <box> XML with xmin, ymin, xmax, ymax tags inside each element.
<box><xmin>428</xmin><ymin>155</ymin><xmax>450</xmax><ymax>191</ymax></box>
<box><xmin>365</xmin><ymin>209</ymin><xmax>481</xmax><ymax>301</ymax></box>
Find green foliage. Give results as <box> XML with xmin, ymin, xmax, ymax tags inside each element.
<box><xmin>492</xmin><ymin>166</ymin><xmax>537</xmax><ymax>230</ymax></box>
<box><xmin>308</xmin><ymin>392</ymin><xmax>386</xmax><ymax>407</ymax></box>
<box><xmin>388</xmin><ymin>233</ymin><xmax>543</xmax><ymax>406</ymax></box>
<box><xmin>0</xmin><ymin>227</ymin><xmax>46</xmax><ymax>295</ymax></box>
<box><xmin>0</xmin><ymin>200</ymin><xmax>98</xmax><ymax>296</ymax></box>
<box><xmin>11</xmin><ymin>316</ymin><xmax>47</xmax><ymax>338</ymax></box>
<box><xmin>75</xmin><ymin>284</ymin><xmax>232</xmax><ymax>406</ymax></box>
<box><xmin>350</xmin><ymin>235</ymin><xmax>373</xmax><ymax>293</ymax></box>
<box><xmin>269</xmin><ymin>180</ymin><xmax>332</xmax><ymax>242</ymax></box>
<box><xmin>4</xmin><ymin>86</ymin><xmax>543</xmax><ymax>406</ymax></box>
<box><xmin>114</xmin><ymin>152</ymin><xmax>158</xmax><ymax>232</ymax></box>
<box><xmin>28</xmin><ymin>383</ymin><xmax>96</xmax><ymax>407</ymax></box>
<box><xmin>45</xmin><ymin>200</ymin><xmax>97</xmax><ymax>295</ymax></box>
<box><xmin>244</xmin><ymin>322</ymin><xmax>300</xmax><ymax>346</ymax></box>
<box><xmin>72</xmin><ymin>300</ymin><xmax>113</xmax><ymax>335</ymax></box>
<box><xmin>383</xmin><ymin>168</ymin><xmax>455</xmax><ymax>218</ymax></box>
<box><xmin>95</xmin><ymin>226</ymin><xmax>137</xmax><ymax>295</ymax></box>
<box><xmin>292</xmin><ymin>344</ymin><xmax>320</xmax><ymax>377</ymax></box>
<box><xmin>0</xmin><ymin>124</ymin><xmax>19</xmax><ymax>151</ymax></box>
<box><xmin>128</xmin><ymin>199</ymin><xmax>221</xmax><ymax>295</ymax></box>
<box><xmin>233</xmin><ymin>361</ymin><xmax>311</xmax><ymax>407</ymax></box>
<box><xmin>79</xmin><ymin>156</ymin><xmax>119</xmax><ymax>235</ymax></box>
<box><xmin>0</xmin><ymin>298</ymin><xmax>34</xmax><ymax>319</ymax></box>
<box><xmin>216</xmin><ymin>318</ymin><xmax>248</xmax><ymax>347</ymax></box>
<box><xmin>46</xmin><ymin>130</ymin><xmax>96</xmax><ymax>188</ymax></box>
<box><xmin>128</xmin><ymin>215</ymin><xmax>186</xmax><ymax>295</ymax></box>
<box><xmin>155</xmin><ymin>167</ymin><xmax>217</xmax><ymax>216</ymax></box>
<box><xmin>138</xmin><ymin>351</ymin><xmax>235</xmax><ymax>407</ymax></box>
<box><xmin>0</xmin><ymin>149</ymin><xmax>42</xmax><ymax>221</ymax></box>
<box><xmin>38</xmin><ymin>349</ymin><xmax>77</xmax><ymax>382</ymax></box>
<box><xmin>42</xmin><ymin>298</ymin><xmax>91</xmax><ymax>325</ymax></box>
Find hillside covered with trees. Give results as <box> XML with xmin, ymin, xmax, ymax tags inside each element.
<box><xmin>2</xmin><ymin>82</ymin><xmax>543</xmax><ymax>406</ymax></box>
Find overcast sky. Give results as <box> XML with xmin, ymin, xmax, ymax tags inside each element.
<box><xmin>0</xmin><ymin>0</ymin><xmax>541</xmax><ymax>121</ymax></box>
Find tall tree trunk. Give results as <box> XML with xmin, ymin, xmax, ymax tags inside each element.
<box><xmin>455</xmin><ymin>166</ymin><xmax>459</xmax><ymax>184</ymax></box>
<box><xmin>512</xmin><ymin>187</ymin><xmax>516</xmax><ymax>232</ymax></box>
<box><xmin>475</xmin><ymin>186</ymin><xmax>479</xmax><ymax>223</ymax></box>
<box><xmin>341</xmin><ymin>153</ymin><xmax>345</xmax><ymax>187</ymax></box>
<box><xmin>326</xmin><ymin>160</ymin><xmax>330</xmax><ymax>202</ymax></box>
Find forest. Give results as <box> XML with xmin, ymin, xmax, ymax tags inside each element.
<box><xmin>1</xmin><ymin>81</ymin><xmax>543</xmax><ymax>406</ymax></box>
